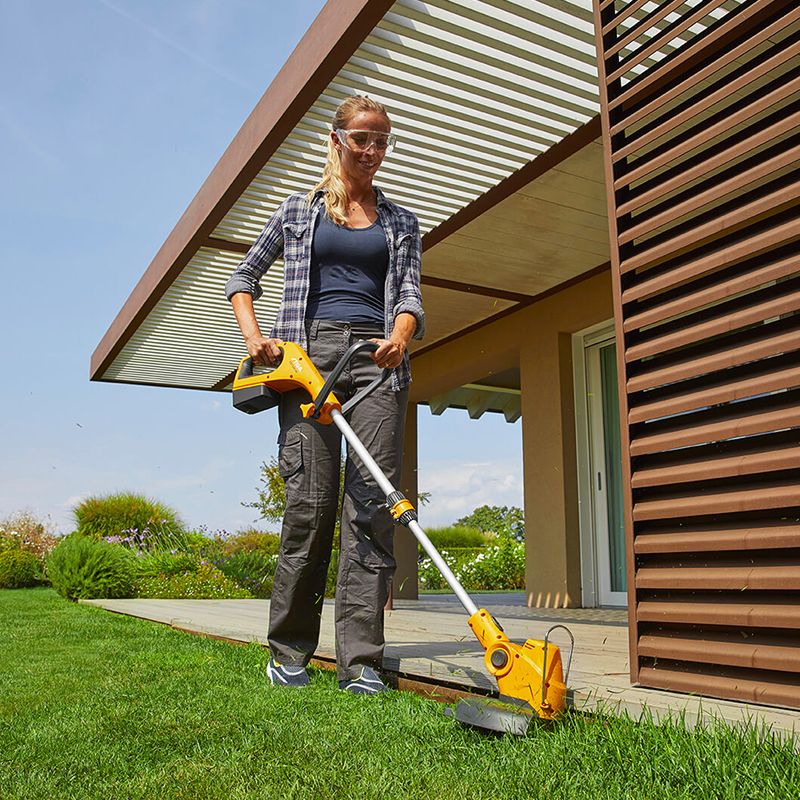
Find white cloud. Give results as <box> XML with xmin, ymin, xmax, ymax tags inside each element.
<box><xmin>417</xmin><ymin>459</ymin><xmax>524</xmax><ymax>528</ymax></box>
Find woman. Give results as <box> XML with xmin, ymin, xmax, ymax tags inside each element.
<box><xmin>225</xmin><ymin>95</ymin><xmax>424</xmax><ymax>695</ymax></box>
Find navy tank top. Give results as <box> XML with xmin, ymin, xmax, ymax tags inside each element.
<box><xmin>305</xmin><ymin>211</ymin><xmax>389</xmax><ymax>325</ymax></box>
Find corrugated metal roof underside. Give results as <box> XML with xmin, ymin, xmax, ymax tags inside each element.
<box><xmin>102</xmin><ymin>248</ymin><xmax>284</xmax><ymax>387</ymax></box>
<box><xmin>100</xmin><ymin>0</ymin><xmax>603</xmax><ymax>388</ymax></box>
<box><xmin>212</xmin><ymin>0</ymin><xmax>602</xmax><ymax>244</ymax></box>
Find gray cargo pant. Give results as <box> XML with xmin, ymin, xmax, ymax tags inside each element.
<box><xmin>268</xmin><ymin>319</ymin><xmax>408</xmax><ymax>681</ymax></box>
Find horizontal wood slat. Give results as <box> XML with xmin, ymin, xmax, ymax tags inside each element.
<box><xmin>638</xmin><ymin>634</ymin><xmax>800</xmax><ymax>673</ymax></box>
<box><xmin>625</xmin><ymin>289</ymin><xmax>800</xmax><ymax>361</ymax></box>
<box><xmin>637</xmin><ymin>599</ymin><xmax>800</xmax><ymax>629</ymax></box>
<box><xmin>607</xmin><ymin>0</ymin><xmax>789</xmax><ymax>112</ymax></box>
<box><xmin>619</xmin><ymin>178</ymin><xmax>800</xmax><ymax>274</ymax></box>
<box><xmin>613</xmin><ymin>39</ymin><xmax>800</xmax><ymax>165</ymax></box>
<box><xmin>634</xmin><ymin>526</ymin><xmax>800</xmax><ymax>554</ymax></box>
<box><xmin>630</xmin><ymin>362</ymin><xmax>800</xmax><ymax>423</ymax></box>
<box><xmin>631</xmin><ymin>445</ymin><xmax>800</xmax><ymax>489</ymax></box>
<box><xmin>636</xmin><ymin>564</ymin><xmax>800</xmax><ymax>590</ymax></box>
<box><xmin>619</xmin><ymin>143</ymin><xmax>800</xmax><ymax>246</ymax></box>
<box><xmin>630</xmin><ymin>403</ymin><xmax>800</xmax><ymax>456</ymax></box>
<box><xmin>638</xmin><ymin>665</ymin><xmax>800</xmax><ymax>707</ymax></box>
<box><xmin>623</xmin><ymin>253</ymin><xmax>799</xmax><ymax>333</ymax></box>
<box><xmin>633</xmin><ymin>484</ymin><xmax>800</xmax><ymax>522</ymax></box>
<box><xmin>622</xmin><ymin>214</ymin><xmax>800</xmax><ymax>304</ymax></box>
<box><xmin>606</xmin><ymin>0</ymin><xmax>731</xmax><ymax>85</ymax></box>
<box><xmin>609</xmin><ymin>6</ymin><xmax>800</xmax><ymax>137</ymax></box>
<box><xmin>628</xmin><ymin>330</ymin><xmax>800</xmax><ymax>392</ymax></box>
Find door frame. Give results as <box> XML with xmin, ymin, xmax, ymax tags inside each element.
<box><xmin>572</xmin><ymin>319</ymin><xmax>627</xmax><ymax>608</ymax></box>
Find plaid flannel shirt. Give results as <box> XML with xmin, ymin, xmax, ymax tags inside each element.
<box><xmin>225</xmin><ymin>186</ymin><xmax>424</xmax><ymax>391</ymax></box>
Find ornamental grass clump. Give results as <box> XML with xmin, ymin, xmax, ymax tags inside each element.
<box><xmin>74</xmin><ymin>492</ymin><xmax>188</xmax><ymax>551</ymax></box>
<box><xmin>46</xmin><ymin>534</ymin><xmax>136</xmax><ymax>601</ymax></box>
<box><xmin>421</xmin><ymin>525</ymin><xmax>488</xmax><ymax>550</ymax></box>
<box><xmin>221</xmin><ymin>529</ymin><xmax>281</xmax><ymax>557</ymax></box>
<box><xmin>0</xmin><ymin>549</ymin><xmax>42</xmax><ymax>588</ymax></box>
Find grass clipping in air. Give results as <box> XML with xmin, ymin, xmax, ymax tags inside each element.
<box><xmin>0</xmin><ymin>588</ymin><xmax>797</xmax><ymax>800</ymax></box>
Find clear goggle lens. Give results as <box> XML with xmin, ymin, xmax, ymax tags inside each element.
<box><xmin>335</xmin><ymin>129</ymin><xmax>397</xmax><ymax>154</ymax></box>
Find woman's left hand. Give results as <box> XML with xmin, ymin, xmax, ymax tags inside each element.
<box><xmin>369</xmin><ymin>336</ymin><xmax>405</xmax><ymax>370</ymax></box>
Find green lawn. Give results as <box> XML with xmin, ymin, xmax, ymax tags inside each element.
<box><xmin>1</xmin><ymin>588</ymin><xmax>797</xmax><ymax>799</ymax></box>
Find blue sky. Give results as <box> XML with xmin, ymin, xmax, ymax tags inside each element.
<box><xmin>0</xmin><ymin>0</ymin><xmax>523</xmax><ymax>536</ymax></box>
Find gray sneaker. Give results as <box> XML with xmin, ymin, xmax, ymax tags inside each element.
<box><xmin>267</xmin><ymin>656</ymin><xmax>310</xmax><ymax>688</ymax></box>
<box><xmin>338</xmin><ymin>666</ymin><xmax>388</xmax><ymax>695</ymax></box>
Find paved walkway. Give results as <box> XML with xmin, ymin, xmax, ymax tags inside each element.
<box><xmin>81</xmin><ymin>593</ymin><xmax>800</xmax><ymax>741</ymax></box>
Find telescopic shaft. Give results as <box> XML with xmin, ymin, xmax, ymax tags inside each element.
<box><xmin>330</xmin><ymin>408</ymin><xmax>479</xmax><ymax>617</ymax></box>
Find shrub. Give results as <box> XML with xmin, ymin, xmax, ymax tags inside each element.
<box><xmin>182</xmin><ymin>530</ymin><xmax>228</xmax><ymax>561</ymax></box>
<box><xmin>420</xmin><ymin>526</ymin><xmax>487</xmax><ymax>550</ymax></box>
<box><xmin>134</xmin><ymin>550</ymin><xmax>201</xmax><ymax>580</ymax></box>
<box><xmin>455</xmin><ymin>505</ymin><xmax>524</xmax><ymax>542</ymax></box>
<box><xmin>0</xmin><ymin>549</ymin><xmax>42</xmax><ymax>588</ymax></box>
<box><xmin>47</xmin><ymin>534</ymin><xmax>136</xmax><ymax>601</ymax></box>
<box><xmin>215</xmin><ymin>551</ymin><xmax>278</xmax><ymax>599</ymax></box>
<box><xmin>456</xmin><ymin>539</ymin><xmax>525</xmax><ymax>591</ymax></box>
<box><xmin>222</xmin><ymin>529</ymin><xmax>281</xmax><ymax>557</ymax></box>
<box><xmin>418</xmin><ymin>549</ymin><xmax>461</xmax><ymax>591</ymax></box>
<box><xmin>136</xmin><ymin>563</ymin><xmax>252</xmax><ymax>600</ymax></box>
<box><xmin>74</xmin><ymin>492</ymin><xmax>187</xmax><ymax>550</ymax></box>
<box><xmin>0</xmin><ymin>511</ymin><xmax>59</xmax><ymax>559</ymax></box>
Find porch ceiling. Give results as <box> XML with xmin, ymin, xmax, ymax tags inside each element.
<box><xmin>91</xmin><ymin>0</ymin><xmax>602</xmax><ymax>391</ymax></box>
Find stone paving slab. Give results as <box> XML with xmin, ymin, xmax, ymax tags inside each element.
<box><xmin>80</xmin><ymin>595</ymin><xmax>800</xmax><ymax>742</ymax></box>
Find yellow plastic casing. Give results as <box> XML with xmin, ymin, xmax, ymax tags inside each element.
<box><xmin>468</xmin><ymin>608</ymin><xmax>567</xmax><ymax>721</ymax></box>
<box><xmin>233</xmin><ymin>341</ymin><xmax>341</xmax><ymax>424</ymax></box>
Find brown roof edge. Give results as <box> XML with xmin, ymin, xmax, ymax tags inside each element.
<box><xmin>90</xmin><ymin>0</ymin><xmax>395</xmax><ymax>381</ymax></box>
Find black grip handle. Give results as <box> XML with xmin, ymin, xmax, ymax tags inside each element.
<box><xmin>237</xmin><ymin>347</ymin><xmax>284</xmax><ymax>381</ymax></box>
<box><xmin>312</xmin><ymin>340</ymin><xmax>384</xmax><ymax>418</ymax></box>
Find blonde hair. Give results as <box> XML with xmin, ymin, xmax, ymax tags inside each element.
<box><xmin>306</xmin><ymin>95</ymin><xmax>390</xmax><ymax>226</ymax></box>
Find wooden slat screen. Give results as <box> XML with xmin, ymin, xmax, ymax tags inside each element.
<box><xmin>592</xmin><ymin>0</ymin><xmax>800</xmax><ymax>708</ymax></box>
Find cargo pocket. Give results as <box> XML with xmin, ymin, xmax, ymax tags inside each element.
<box><xmin>278</xmin><ymin>428</ymin><xmax>304</xmax><ymax>480</ymax></box>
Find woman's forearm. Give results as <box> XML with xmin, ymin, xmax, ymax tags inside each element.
<box><xmin>390</xmin><ymin>312</ymin><xmax>417</xmax><ymax>349</ymax></box>
<box><xmin>231</xmin><ymin>292</ymin><xmax>263</xmax><ymax>342</ymax></box>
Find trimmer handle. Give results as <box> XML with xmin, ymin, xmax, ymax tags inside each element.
<box><xmin>312</xmin><ymin>340</ymin><xmax>391</xmax><ymax>419</ymax></box>
<box><xmin>236</xmin><ymin>347</ymin><xmax>285</xmax><ymax>380</ymax></box>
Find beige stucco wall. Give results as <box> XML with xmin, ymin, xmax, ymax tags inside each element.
<box><xmin>409</xmin><ymin>269</ymin><xmax>613</xmax><ymax>608</ymax></box>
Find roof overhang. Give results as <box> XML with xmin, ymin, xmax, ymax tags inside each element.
<box><xmin>91</xmin><ymin>0</ymin><xmax>602</xmax><ymax>390</ymax></box>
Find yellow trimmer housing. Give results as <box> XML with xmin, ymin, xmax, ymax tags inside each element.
<box><xmin>468</xmin><ymin>609</ymin><xmax>568</xmax><ymax>720</ymax></box>
<box><xmin>232</xmin><ymin>341</ymin><xmax>341</xmax><ymax>424</ymax></box>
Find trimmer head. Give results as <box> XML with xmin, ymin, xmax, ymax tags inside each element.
<box><xmin>467</xmin><ymin>611</ymin><xmax>574</xmax><ymax>722</ymax></box>
<box><xmin>444</xmin><ymin>695</ymin><xmax>539</xmax><ymax>736</ymax></box>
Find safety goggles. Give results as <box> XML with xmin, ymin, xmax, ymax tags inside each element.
<box><xmin>334</xmin><ymin>128</ymin><xmax>397</xmax><ymax>155</ymax></box>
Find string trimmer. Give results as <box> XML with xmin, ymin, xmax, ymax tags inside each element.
<box><xmin>232</xmin><ymin>340</ymin><xmax>573</xmax><ymax>735</ymax></box>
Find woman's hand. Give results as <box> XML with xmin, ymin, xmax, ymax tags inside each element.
<box><xmin>246</xmin><ymin>335</ymin><xmax>283</xmax><ymax>366</ymax></box>
<box><xmin>369</xmin><ymin>336</ymin><xmax>406</xmax><ymax>370</ymax></box>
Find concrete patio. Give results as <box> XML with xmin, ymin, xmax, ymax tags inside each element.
<box><xmin>82</xmin><ymin>592</ymin><xmax>800</xmax><ymax>740</ymax></box>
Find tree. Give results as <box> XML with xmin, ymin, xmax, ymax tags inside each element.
<box><xmin>243</xmin><ymin>457</ymin><xmax>288</xmax><ymax>524</ymax></box>
<box><xmin>455</xmin><ymin>505</ymin><xmax>524</xmax><ymax>542</ymax></box>
<box><xmin>244</xmin><ymin>458</ymin><xmax>432</xmax><ymax>539</ymax></box>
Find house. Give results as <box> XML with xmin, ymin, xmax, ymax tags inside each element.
<box><xmin>91</xmin><ymin>0</ymin><xmax>800</xmax><ymax>710</ymax></box>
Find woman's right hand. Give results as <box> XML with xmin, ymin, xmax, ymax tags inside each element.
<box><xmin>246</xmin><ymin>335</ymin><xmax>283</xmax><ymax>366</ymax></box>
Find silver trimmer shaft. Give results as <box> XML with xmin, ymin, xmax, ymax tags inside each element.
<box><xmin>330</xmin><ymin>408</ymin><xmax>479</xmax><ymax>618</ymax></box>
